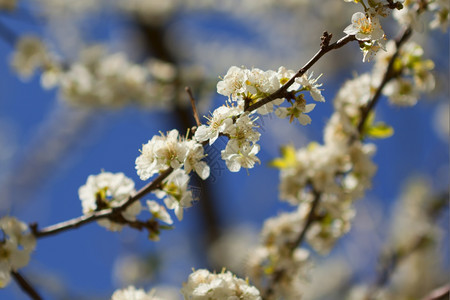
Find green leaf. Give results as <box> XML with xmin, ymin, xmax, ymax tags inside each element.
<box><xmin>366</xmin><ymin>122</ymin><xmax>394</xmax><ymax>139</ymax></box>
<box><xmin>269</xmin><ymin>145</ymin><xmax>297</xmax><ymax>169</ymax></box>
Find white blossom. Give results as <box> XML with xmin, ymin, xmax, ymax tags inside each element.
<box><xmin>194</xmin><ymin>105</ymin><xmax>239</xmax><ymax>145</ymax></box>
<box><xmin>275</xmin><ymin>97</ymin><xmax>316</xmax><ymax>125</ymax></box>
<box><xmin>217</xmin><ymin>66</ymin><xmax>250</xmax><ymax>101</ymax></box>
<box><xmin>147</xmin><ymin>200</ymin><xmax>173</xmax><ymax>225</ymax></box>
<box><xmin>0</xmin><ymin>217</ymin><xmax>36</xmax><ymax>288</ymax></box>
<box><xmin>393</xmin><ymin>3</ymin><xmax>422</xmax><ymax>31</ymax></box>
<box><xmin>383</xmin><ymin>78</ymin><xmax>419</xmax><ymax>106</ymax></box>
<box><xmin>181</xmin><ymin>269</ymin><xmax>261</xmax><ymax>300</ymax></box>
<box><xmin>56</xmin><ymin>46</ymin><xmax>178</xmax><ymax>108</ymax></box>
<box><xmin>154</xmin><ymin>169</ymin><xmax>193</xmax><ymax>221</ymax></box>
<box><xmin>295</xmin><ymin>72</ymin><xmax>325</xmax><ymax>102</ymax></box>
<box><xmin>111</xmin><ymin>286</ymin><xmax>162</xmax><ymax>300</ymax></box>
<box><xmin>223</xmin><ymin>113</ymin><xmax>261</xmax><ymax>146</ymax></box>
<box><xmin>429</xmin><ymin>0</ymin><xmax>449</xmax><ymax>32</ymax></box>
<box><xmin>136</xmin><ymin>129</ymin><xmax>187</xmax><ymax>180</ymax></box>
<box><xmin>78</xmin><ymin>172</ymin><xmax>141</xmax><ymax>231</ymax></box>
<box><xmin>221</xmin><ymin>142</ymin><xmax>261</xmax><ymax>172</ymax></box>
<box><xmin>11</xmin><ymin>36</ymin><xmax>49</xmax><ymax>79</ymax></box>
<box><xmin>184</xmin><ymin>140</ymin><xmax>210</xmax><ymax>180</ymax></box>
<box><xmin>344</xmin><ymin>12</ymin><xmax>385</xmax><ymax>42</ymax></box>
<box><xmin>136</xmin><ymin>129</ymin><xmax>209</xmax><ymax>181</ymax></box>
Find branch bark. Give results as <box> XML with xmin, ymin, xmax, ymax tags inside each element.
<box><xmin>31</xmin><ymin>168</ymin><xmax>173</xmax><ymax>238</ymax></box>
<box><xmin>246</xmin><ymin>33</ymin><xmax>356</xmax><ymax>113</ymax></box>
<box><xmin>11</xmin><ymin>271</ymin><xmax>42</xmax><ymax>300</ymax></box>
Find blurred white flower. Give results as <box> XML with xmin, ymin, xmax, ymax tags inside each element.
<box><xmin>111</xmin><ymin>286</ymin><xmax>162</xmax><ymax>300</ymax></box>
<box><xmin>181</xmin><ymin>269</ymin><xmax>261</xmax><ymax>300</ymax></box>
<box><xmin>11</xmin><ymin>36</ymin><xmax>49</xmax><ymax>79</ymax></box>
<box><xmin>0</xmin><ymin>217</ymin><xmax>36</xmax><ymax>288</ymax></box>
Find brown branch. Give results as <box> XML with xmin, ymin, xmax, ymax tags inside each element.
<box><xmin>246</xmin><ymin>33</ymin><xmax>356</xmax><ymax>113</ymax></box>
<box><xmin>186</xmin><ymin>86</ymin><xmax>202</xmax><ymax>127</ymax></box>
<box><xmin>30</xmin><ymin>168</ymin><xmax>173</xmax><ymax>238</ymax></box>
<box><xmin>290</xmin><ymin>189</ymin><xmax>321</xmax><ymax>252</ymax></box>
<box><xmin>11</xmin><ymin>271</ymin><xmax>42</xmax><ymax>300</ymax></box>
<box><xmin>357</xmin><ymin>26</ymin><xmax>413</xmax><ymax>136</ymax></box>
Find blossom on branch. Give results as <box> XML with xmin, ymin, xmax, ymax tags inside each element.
<box><xmin>136</xmin><ymin>129</ymin><xmax>209</xmax><ymax>180</ymax></box>
<box><xmin>344</xmin><ymin>12</ymin><xmax>384</xmax><ymax>41</ymax></box>
<box><xmin>78</xmin><ymin>172</ymin><xmax>141</xmax><ymax>231</ymax></box>
<box><xmin>153</xmin><ymin>169</ymin><xmax>193</xmax><ymax>221</ymax></box>
<box><xmin>111</xmin><ymin>286</ymin><xmax>162</xmax><ymax>300</ymax></box>
<box><xmin>0</xmin><ymin>217</ymin><xmax>36</xmax><ymax>288</ymax></box>
<box><xmin>181</xmin><ymin>269</ymin><xmax>261</xmax><ymax>300</ymax></box>
<box><xmin>194</xmin><ymin>105</ymin><xmax>239</xmax><ymax>145</ymax></box>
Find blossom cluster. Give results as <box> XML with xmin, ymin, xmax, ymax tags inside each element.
<box><xmin>195</xmin><ymin>65</ymin><xmax>325</xmax><ymax>173</ymax></box>
<box><xmin>348</xmin><ymin>178</ymin><xmax>447</xmax><ymax>299</ymax></box>
<box><xmin>394</xmin><ymin>0</ymin><xmax>449</xmax><ymax>32</ymax></box>
<box><xmin>10</xmin><ymin>40</ymin><xmax>185</xmax><ymax>108</ymax></box>
<box><xmin>376</xmin><ymin>41</ymin><xmax>435</xmax><ymax>106</ymax></box>
<box><xmin>344</xmin><ymin>0</ymin><xmax>405</xmax><ymax>61</ymax></box>
<box><xmin>247</xmin><ymin>206</ymin><xmax>312</xmax><ymax>299</ymax></box>
<box><xmin>11</xmin><ymin>35</ymin><xmax>56</xmax><ymax>80</ymax></box>
<box><xmin>247</xmin><ymin>93</ymin><xmax>378</xmax><ymax>298</ymax></box>
<box><xmin>135</xmin><ymin>129</ymin><xmax>209</xmax><ymax>220</ymax></box>
<box><xmin>0</xmin><ymin>217</ymin><xmax>36</xmax><ymax>288</ymax></box>
<box><xmin>245</xmin><ymin>12</ymin><xmax>439</xmax><ymax>295</ymax></box>
<box><xmin>110</xmin><ymin>269</ymin><xmax>262</xmax><ymax>300</ymax></box>
<box><xmin>111</xmin><ymin>286</ymin><xmax>163</xmax><ymax>300</ymax></box>
<box><xmin>180</xmin><ymin>269</ymin><xmax>261</xmax><ymax>300</ymax></box>
<box><xmin>78</xmin><ymin>172</ymin><xmax>173</xmax><ymax>237</ymax></box>
<box><xmin>78</xmin><ymin>172</ymin><xmax>142</xmax><ymax>231</ymax></box>
<box><xmin>54</xmin><ymin>47</ymin><xmax>178</xmax><ymax>108</ymax></box>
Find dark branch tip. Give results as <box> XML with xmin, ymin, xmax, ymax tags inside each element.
<box><xmin>320</xmin><ymin>31</ymin><xmax>332</xmax><ymax>49</ymax></box>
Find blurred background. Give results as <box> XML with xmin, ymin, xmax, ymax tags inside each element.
<box><xmin>0</xmin><ymin>1</ymin><xmax>448</xmax><ymax>299</ymax></box>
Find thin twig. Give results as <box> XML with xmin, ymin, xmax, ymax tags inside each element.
<box><xmin>31</xmin><ymin>168</ymin><xmax>173</xmax><ymax>238</ymax></box>
<box><xmin>246</xmin><ymin>33</ymin><xmax>356</xmax><ymax>113</ymax></box>
<box><xmin>11</xmin><ymin>271</ymin><xmax>42</xmax><ymax>300</ymax></box>
<box><xmin>186</xmin><ymin>86</ymin><xmax>202</xmax><ymax>127</ymax></box>
<box><xmin>357</xmin><ymin>27</ymin><xmax>413</xmax><ymax>136</ymax></box>
<box><xmin>289</xmin><ymin>189</ymin><xmax>321</xmax><ymax>252</ymax></box>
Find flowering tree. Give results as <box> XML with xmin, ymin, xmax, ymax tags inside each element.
<box><xmin>0</xmin><ymin>0</ymin><xmax>448</xmax><ymax>299</ymax></box>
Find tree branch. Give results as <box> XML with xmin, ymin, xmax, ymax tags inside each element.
<box><xmin>357</xmin><ymin>26</ymin><xmax>413</xmax><ymax>136</ymax></box>
<box><xmin>11</xmin><ymin>271</ymin><xmax>42</xmax><ymax>300</ymax></box>
<box><xmin>264</xmin><ymin>24</ymin><xmax>416</xmax><ymax>300</ymax></box>
<box><xmin>246</xmin><ymin>33</ymin><xmax>356</xmax><ymax>113</ymax></box>
<box><xmin>30</xmin><ymin>168</ymin><xmax>173</xmax><ymax>238</ymax></box>
<box><xmin>289</xmin><ymin>189</ymin><xmax>321</xmax><ymax>252</ymax></box>
<box><xmin>186</xmin><ymin>86</ymin><xmax>202</xmax><ymax>127</ymax></box>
